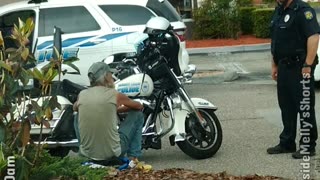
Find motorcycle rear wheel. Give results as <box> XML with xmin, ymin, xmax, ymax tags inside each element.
<box><xmin>177</xmin><ymin>109</ymin><xmax>222</xmax><ymax>159</ymax></box>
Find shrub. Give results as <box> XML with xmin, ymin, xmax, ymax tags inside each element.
<box><xmin>253</xmin><ymin>8</ymin><xmax>274</xmax><ymax>38</ymax></box>
<box><xmin>237</xmin><ymin>0</ymin><xmax>253</xmax><ymax>7</ymax></box>
<box><xmin>0</xmin><ymin>18</ymin><xmax>79</xmax><ymax>179</ymax></box>
<box><xmin>30</xmin><ymin>151</ymin><xmax>112</xmax><ymax>180</ymax></box>
<box><xmin>263</xmin><ymin>0</ymin><xmax>275</xmax><ymax>4</ymax></box>
<box><xmin>192</xmin><ymin>0</ymin><xmax>240</xmax><ymax>39</ymax></box>
<box><xmin>309</xmin><ymin>2</ymin><xmax>320</xmax><ymax>8</ymax></box>
<box><xmin>239</xmin><ymin>7</ymin><xmax>256</xmax><ymax>35</ymax></box>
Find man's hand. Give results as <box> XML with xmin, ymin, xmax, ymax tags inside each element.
<box><xmin>73</xmin><ymin>101</ymin><xmax>79</xmax><ymax>112</ymax></box>
<box><xmin>271</xmin><ymin>64</ymin><xmax>278</xmax><ymax>81</ymax></box>
<box><xmin>117</xmin><ymin>93</ymin><xmax>143</xmax><ymax>112</ymax></box>
<box><xmin>302</xmin><ymin>67</ymin><xmax>312</xmax><ymax>78</ymax></box>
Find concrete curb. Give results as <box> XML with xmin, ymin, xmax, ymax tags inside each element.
<box><xmin>187</xmin><ymin>43</ymin><xmax>271</xmax><ymax>55</ymax></box>
<box><xmin>192</xmin><ymin>70</ymin><xmax>240</xmax><ymax>84</ymax></box>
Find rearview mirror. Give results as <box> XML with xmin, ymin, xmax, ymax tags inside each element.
<box><xmin>103</xmin><ymin>56</ymin><xmax>114</xmax><ymax>64</ymax></box>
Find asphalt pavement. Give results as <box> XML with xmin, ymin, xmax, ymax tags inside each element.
<box><xmin>140</xmin><ymin>49</ymin><xmax>320</xmax><ymax>180</ymax></box>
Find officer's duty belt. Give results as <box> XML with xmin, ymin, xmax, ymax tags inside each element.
<box><xmin>278</xmin><ymin>56</ymin><xmax>302</xmax><ymax>67</ymax></box>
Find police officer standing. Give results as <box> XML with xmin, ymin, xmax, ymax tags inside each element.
<box><xmin>268</xmin><ymin>0</ymin><xmax>319</xmax><ymax>159</ymax></box>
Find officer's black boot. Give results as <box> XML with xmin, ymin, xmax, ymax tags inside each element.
<box><xmin>267</xmin><ymin>144</ymin><xmax>296</xmax><ymax>154</ymax></box>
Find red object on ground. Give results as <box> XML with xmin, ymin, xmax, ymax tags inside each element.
<box><xmin>186</xmin><ymin>35</ymin><xmax>271</xmax><ymax>48</ymax></box>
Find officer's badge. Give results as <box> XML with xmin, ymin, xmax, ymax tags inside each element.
<box><xmin>284</xmin><ymin>14</ymin><xmax>290</xmax><ymax>22</ymax></box>
<box><xmin>304</xmin><ymin>11</ymin><xmax>313</xmax><ymax>20</ymax></box>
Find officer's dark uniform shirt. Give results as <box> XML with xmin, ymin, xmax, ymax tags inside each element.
<box><xmin>271</xmin><ymin>0</ymin><xmax>320</xmax><ymax>64</ymax></box>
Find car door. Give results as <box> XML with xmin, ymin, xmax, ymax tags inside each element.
<box><xmin>36</xmin><ymin>1</ymin><xmax>112</xmax><ymax>86</ymax></box>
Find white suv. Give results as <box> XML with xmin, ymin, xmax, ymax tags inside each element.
<box><xmin>0</xmin><ymin>0</ymin><xmax>190</xmax><ymax>86</ymax></box>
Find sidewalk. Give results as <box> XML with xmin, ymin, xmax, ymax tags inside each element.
<box><xmin>185</xmin><ymin>36</ymin><xmax>271</xmax><ymax>82</ymax></box>
<box><xmin>187</xmin><ymin>43</ymin><xmax>270</xmax><ymax>55</ymax></box>
<box><xmin>186</xmin><ymin>35</ymin><xmax>271</xmax><ymax>55</ymax></box>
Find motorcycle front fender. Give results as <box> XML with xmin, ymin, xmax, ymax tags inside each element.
<box><xmin>166</xmin><ymin>98</ymin><xmax>217</xmax><ymax>142</ymax></box>
<box><xmin>191</xmin><ymin>98</ymin><xmax>217</xmax><ymax>111</ymax></box>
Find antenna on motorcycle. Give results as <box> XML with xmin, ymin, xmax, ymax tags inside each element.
<box><xmin>52</xmin><ymin>26</ymin><xmax>63</xmax><ymax>60</ymax></box>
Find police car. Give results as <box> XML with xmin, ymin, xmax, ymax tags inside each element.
<box><xmin>0</xmin><ymin>0</ymin><xmax>190</xmax><ymax>86</ymax></box>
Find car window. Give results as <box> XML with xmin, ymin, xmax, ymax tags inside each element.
<box><xmin>99</xmin><ymin>5</ymin><xmax>155</xmax><ymax>26</ymax></box>
<box><xmin>147</xmin><ymin>0</ymin><xmax>181</xmax><ymax>22</ymax></box>
<box><xmin>0</xmin><ymin>10</ymin><xmax>35</xmax><ymax>49</ymax></box>
<box><xmin>39</xmin><ymin>6</ymin><xmax>100</xmax><ymax>36</ymax></box>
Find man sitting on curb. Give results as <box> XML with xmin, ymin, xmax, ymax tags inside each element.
<box><xmin>73</xmin><ymin>62</ymin><xmax>144</xmax><ymax>167</ymax></box>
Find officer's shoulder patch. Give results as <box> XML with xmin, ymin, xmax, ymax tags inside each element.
<box><xmin>304</xmin><ymin>10</ymin><xmax>313</xmax><ymax>20</ymax></box>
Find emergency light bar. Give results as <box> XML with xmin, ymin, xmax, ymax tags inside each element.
<box><xmin>28</xmin><ymin>0</ymin><xmax>48</xmax><ymax>4</ymax></box>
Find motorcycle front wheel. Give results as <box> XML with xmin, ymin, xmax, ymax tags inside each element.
<box><xmin>177</xmin><ymin>109</ymin><xmax>222</xmax><ymax>159</ymax></box>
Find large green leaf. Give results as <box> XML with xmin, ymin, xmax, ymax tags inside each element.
<box><xmin>45</xmin><ymin>108</ymin><xmax>53</xmax><ymax>120</ymax></box>
<box><xmin>10</xmin><ymin>105</ymin><xmax>17</xmax><ymax>114</ymax></box>
<box><xmin>0</xmin><ymin>32</ymin><xmax>4</xmax><ymax>47</ymax></box>
<box><xmin>19</xmin><ymin>68</ymin><xmax>31</xmax><ymax>87</ymax></box>
<box><xmin>7</xmin><ymin>47</ymin><xmax>21</xmax><ymax>61</ymax></box>
<box><xmin>44</xmin><ymin>67</ymin><xmax>58</xmax><ymax>82</ymax></box>
<box><xmin>44</xmin><ymin>67</ymin><xmax>53</xmax><ymax>80</ymax></box>
<box><xmin>63</xmin><ymin>63</ymin><xmax>80</xmax><ymax>75</ymax></box>
<box><xmin>0</xmin><ymin>160</ymin><xmax>6</xmax><ymax>172</ymax></box>
<box><xmin>0</xmin><ymin>61</ymin><xmax>12</xmax><ymax>72</ymax></box>
<box><xmin>49</xmin><ymin>96</ymin><xmax>61</xmax><ymax>110</ymax></box>
<box><xmin>5</xmin><ymin>48</ymin><xmax>17</xmax><ymax>54</ymax></box>
<box><xmin>0</xmin><ymin>144</ymin><xmax>7</xmax><ymax>170</ymax></box>
<box><xmin>20</xmin><ymin>121</ymin><xmax>30</xmax><ymax>148</ymax></box>
<box><xmin>40</xmin><ymin>62</ymin><xmax>52</xmax><ymax>73</ymax></box>
<box><xmin>0</xmin><ymin>96</ymin><xmax>3</xmax><ymax>108</ymax></box>
<box><xmin>18</xmin><ymin>18</ymin><xmax>25</xmax><ymax>31</ymax></box>
<box><xmin>31</xmin><ymin>100</ymin><xmax>41</xmax><ymax>111</ymax></box>
<box><xmin>33</xmin><ymin>99</ymin><xmax>47</xmax><ymax>124</ymax></box>
<box><xmin>15</xmin><ymin>156</ymin><xmax>31</xmax><ymax>180</ymax></box>
<box><xmin>0</xmin><ymin>70</ymin><xmax>5</xmax><ymax>84</ymax></box>
<box><xmin>9</xmin><ymin>82</ymin><xmax>19</xmax><ymax>96</ymax></box>
<box><xmin>21</xmin><ymin>47</ymin><xmax>29</xmax><ymax>61</ymax></box>
<box><xmin>48</xmin><ymin>69</ymin><xmax>58</xmax><ymax>82</ymax></box>
<box><xmin>25</xmin><ymin>17</ymin><xmax>35</xmax><ymax>38</ymax></box>
<box><xmin>41</xmin><ymin>98</ymin><xmax>50</xmax><ymax>110</ymax></box>
<box><xmin>64</xmin><ymin>57</ymin><xmax>79</xmax><ymax>63</ymax></box>
<box><xmin>11</xmin><ymin>24</ymin><xmax>20</xmax><ymax>40</ymax></box>
<box><xmin>27</xmin><ymin>55</ymin><xmax>37</xmax><ymax>63</ymax></box>
<box><xmin>0</xmin><ymin>123</ymin><xmax>5</xmax><ymax>143</ymax></box>
<box><xmin>31</xmin><ymin>68</ymin><xmax>44</xmax><ymax>81</ymax></box>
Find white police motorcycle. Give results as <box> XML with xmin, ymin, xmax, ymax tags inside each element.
<box><xmin>29</xmin><ymin>17</ymin><xmax>223</xmax><ymax>159</ymax></box>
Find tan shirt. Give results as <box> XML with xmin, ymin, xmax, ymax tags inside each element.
<box><xmin>78</xmin><ymin>86</ymin><xmax>120</xmax><ymax>160</ymax></box>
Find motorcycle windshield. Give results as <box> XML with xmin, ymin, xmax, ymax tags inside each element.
<box><xmin>125</xmin><ymin>32</ymin><xmax>149</xmax><ymax>54</ymax></box>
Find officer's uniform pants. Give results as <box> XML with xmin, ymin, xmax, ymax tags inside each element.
<box><xmin>277</xmin><ymin>61</ymin><xmax>318</xmax><ymax>150</ymax></box>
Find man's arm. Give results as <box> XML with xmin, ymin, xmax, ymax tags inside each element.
<box><xmin>305</xmin><ymin>34</ymin><xmax>319</xmax><ymax>66</ymax></box>
<box><xmin>73</xmin><ymin>96</ymin><xmax>79</xmax><ymax>112</ymax></box>
<box><xmin>116</xmin><ymin>93</ymin><xmax>143</xmax><ymax>112</ymax></box>
<box><xmin>271</xmin><ymin>56</ymin><xmax>278</xmax><ymax>81</ymax></box>
<box><xmin>298</xmin><ymin>8</ymin><xmax>320</xmax><ymax>66</ymax></box>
